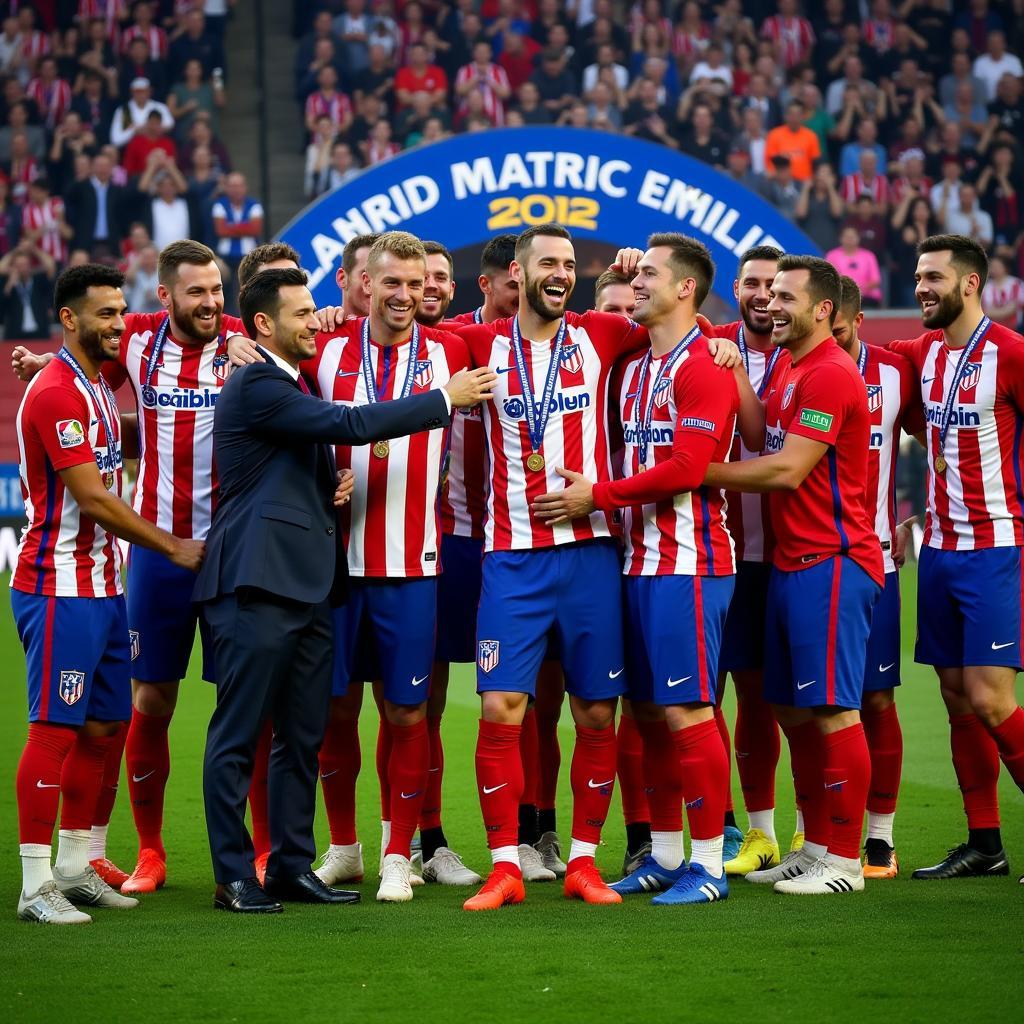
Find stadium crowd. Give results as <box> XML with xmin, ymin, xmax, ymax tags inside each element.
<box><xmin>294</xmin><ymin>0</ymin><xmax>1024</xmax><ymax>317</ymax></box>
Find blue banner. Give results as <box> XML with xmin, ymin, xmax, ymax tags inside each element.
<box><xmin>0</xmin><ymin>463</ymin><xmax>21</xmax><ymax>519</ymax></box>
<box><xmin>278</xmin><ymin>127</ymin><xmax>819</xmax><ymax>310</ymax></box>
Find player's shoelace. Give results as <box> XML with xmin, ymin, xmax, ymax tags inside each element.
<box><xmin>35</xmin><ymin>881</ymin><xmax>79</xmax><ymax>915</ymax></box>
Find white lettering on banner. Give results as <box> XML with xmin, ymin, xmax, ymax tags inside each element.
<box><xmin>0</xmin><ymin>526</ymin><xmax>19</xmax><ymax>573</ymax></box>
<box><xmin>450</xmin><ymin>153</ymin><xmax>630</xmax><ymax>200</ymax></box>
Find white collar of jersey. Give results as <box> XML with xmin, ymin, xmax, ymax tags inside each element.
<box><xmin>261</xmin><ymin>347</ymin><xmax>299</xmax><ymax>381</ymax></box>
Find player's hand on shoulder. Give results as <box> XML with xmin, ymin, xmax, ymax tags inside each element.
<box><xmin>168</xmin><ymin>537</ymin><xmax>205</xmax><ymax>573</ymax></box>
<box><xmin>707</xmin><ymin>336</ymin><xmax>742</xmax><ymax>369</ymax></box>
<box><xmin>227</xmin><ymin>333</ymin><xmax>264</xmax><ymax>367</ymax></box>
<box><xmin>610</xmin><ymin>247</ymin><xmax>644</xmax><ymax>277</ymax></box>
<box><xmin>531</xmin><ymin>468</ymin><xmax>595</xmax><ymax>524</ymax></box>
<box><xmin>444</xmin><ymin>366</ymin><xmax>498</xmax><ymax>409</ymax></box>
<box><xmin>11</xmin><ymin>346</ymin><xmax>51</xmax><ymax>381</ymax></box>
<box><xmin>334</xmin><ymin>468</ymin><xmax>354</xmax><ymax>507</ymax></box>
<box><xmin>315</xmin><ymin>305</ymin><xmax>346</xmax><ymax>333</ymax></box>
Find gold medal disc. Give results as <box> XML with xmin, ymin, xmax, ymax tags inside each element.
<box><xmin>373</xmin><ymin>440</ymin><xmax>390</xmax><ymax>459</ymax></box>
<box><xmin>527</xmin><ymin>452</ymin><xmax>546</xmax><ymax>472</ymax></box>
<box><xmin>934</xmin><ymin>454</ymin><xmax>947</xmax><ymax>474</ymax></box>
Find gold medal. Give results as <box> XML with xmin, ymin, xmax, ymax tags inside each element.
<box><xmin>934</xmin><ymin>454</ymin><xmax>947</xmax><ymax>474</ymax></box>
<box><xmin>372</xmin><ymin>440</ymin><xmax>390</xmax><ymax>459</ymax></box>
<box><xmin>527</xmin><ymin>452</ymin><xmax>545</xmax><ymax>472</ymax></box>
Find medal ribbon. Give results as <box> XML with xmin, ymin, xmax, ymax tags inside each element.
<box><xmin>856</xmin><ymin>340</ymin><xmax>868</xmax><ymax>378</ymax></box>
<box><xmin>634</xmin><ymin>323</ymin><xmax>701</xmax><ymax>469</ymax></box>
<box><xmin>510</xmin><ymin>315</ymin><xmax>567</xmax><ymax>455</ymax></box>
<box><xmin>473</xmin><ymin>307</ymin><xmax>484</xmax><ymax>324</ymax></box>
<box><xmin>141</xmin><ymin>314</ymin><xmax>171</xmax><ymax>406</ymax></box>
<box><xmin>57</xmin><ymin>346</ymin><xmax>119</xmax><ymax>483</ymax></box>
<box><xmin>361</xmin><ymin>317</ymin><xmax>420</xmax><ymax>403</ymax></box>
<box><xmin>738</xmin><ymin>324</ymin><xmax>782</xmax><ymax>399</ymax></box>
<box><xmin>937</xmin><ymin>315</ymin><xmax>989</xmax><ymax>461</ymax></box>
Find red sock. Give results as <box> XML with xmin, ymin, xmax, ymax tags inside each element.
<box><xmin>385</xmin><ymin>719</ymin><xmax>429</xmax><ymax>858</ymax></box>
<box><xmin>990</xmin><ymin>706</ymin><xmax>1024</xmax><ymax>792</ymax></box>
<box><xmin>421</xmin><ymin>715</ymin><xmax>444</xmax><ymax>830</ymax></box>
<box><xmin>519</xmin><ymin>708</ymin><xmax>538</xmax><ymax>807</ymax></box>
<box><xmin>635</xmin><ymin>717</ymin><xmax>681</xmax><ymax>831</ymax></box>
<box><xmin>60</xmin><ymin>731</ymin><xmax>114</xmax><ymax>830</ymax></box>
<box><xmin>673</xmin><ymin>718</ymin><xmax>728</xmax><ymax>840</ymax></box>
<box><xmin>475</xmin><ymin>720</ymin><xmax>523</xmax><ymax>855</ymax></box>
<box><xmin>862</xmin><ymin>702</ymin><xmax>903</xmax><ymax>815</ymax></box>
<box><xmin>17</xmin><ymin>723</ymin><xmax>76</xmax><ymax>845</ymax></box>
<box><xmin>93</xmin><ymin>721</ymin><xmax>127</xmax><ymax>828</ymax></box>
<box><xmin>713</xmin><ymin>705</ymin><xmax>734</xmax><ymax>815</ymax></box>
<box><xmin>536</xmin><ymin>713</ymin><xmax>561</xmax><ymax>813</ymax></box>
<box><xmin>617</xmin><ymin>715</ymin><xmax>650</xmax><ymax>825</ymax></box>
<box><xmin>248</xmin><ymin>718</ymin><xmax>272</xmax><ymax>859</ymax></box>
<box><xmin>569</xmin><ymin>724</ymin><xmax>616</xmax><ymax>856</ymax></box>
<box><xmin>949</xmin><ymin>714</ymin><xmax>1001</xmax><ymax>828</ymax></box>
<box><xmin>376</xmin><ymin>717</ymin><xmax>392</xmax><ymax>820</ymax></box>
<box><xmin>125</xmin><ymin>708</ymin><xmax>171</xmax><ymax>858</ymax></box>
<box><xmin>822</xmin><ymin>723</ymin><xmax>871</xmax><ymax>860</ymax></box>
<box><xmin>734</xmin><ymin>689</ymin><xmax>780</xmax><ymax>813</ymax></box>
<box><xmin>318</xmin><ymin>715</ymin><xmax>360</xmax><ymax>845</ymax></box>
<box><xmin>784</xmin><ymin>721</ymin><xmax>830</xmax><ymax>848</ymax></box>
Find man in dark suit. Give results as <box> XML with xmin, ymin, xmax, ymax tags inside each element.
<box><xmin>194</xmin><ymin>268</ymin><xmax>495</xmax><ymax>913</ymax></box>
<box><xmin>64</xmin><ymin>153</ymin><xmax>129</xmax><ymax>259</ymax></box>
<box><xmin>0</xmin><ymin>244</ymin><xmax>56</xmax><ymax>340</ymax></box>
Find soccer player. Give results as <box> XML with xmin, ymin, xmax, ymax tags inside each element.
<box><xmin>702</xmin><ymin>245</ymin><xmax>789</xmax><ymax>875</ymax></box>
<box><xmin>303</xmin><ymin>232</ymin><xmax>496</xmax><ymax>902</ymax></box>
<box><xmin>832</xmin><ymin>276</ymin><xmax>921</xmax><ymax>879</ymax></box>
<box><xmin>886</xmin><ymin>235</ymin><xmax>1024</xmax><ymax>880</ymax></box>
<box><xmin>594</xmin><ymin>269</ymin><xmax>637</xmax><ymax>318</ymax></box>
<box><xmin>454</xmin><ymin>224</ymin><xmax>739</xmax><ymax>910</ymax></box>
<box><xmin>337</xmin><ymin>233</ymin><xmax>379</xmax><ymax>318</ymax></box>
<box><xmin>704</xmin><ymin>255</ymin><xmax>884</xmax><ymax>895</ymax></box>
<box><xmin>13</xmin><ymin>263</ymin><xmax>203</xmax><ymax>923</ymax></box>
<box><xmin>534</xmin><ymin>234</ymin><xmax>744</xmax><ymax>904</ymax></box>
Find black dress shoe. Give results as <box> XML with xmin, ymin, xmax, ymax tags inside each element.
<box><xmin>911</xmin><ymin>844</ymin><xmax>1010</xmax><ymax>879</ymax></box>
<box><xmin>214</xmin><ymin>878</ymin><xmax>284</xmax><ymax>913</ymax></box>
<box><xmin>262</xmin><ymin>871</ymin><xmax>360</xmax><ymax>904</ymax></box>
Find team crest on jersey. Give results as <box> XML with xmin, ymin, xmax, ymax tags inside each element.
<box><xmin>559</xmin><ymin>344</ymin><xmax>584</xmax><ymax>375</ymax></box>
<box><xmin>129</xmin><ymin>630</ymin><xmax>140</xmax><ymax>661</ymax></box>
<box><xmin>414</xmin><ymin>360</ymin><xmax>434</xmax><ymax>389</ymax></box>
<box><xmin>866</xmin><ymin>384</ymin><xmax>883</xmax><ymax>414</ymax></box>
<box><xmin>959</xmin><ymin>362</ymin><xmax>982</xmax><ymax>393</ymax></box>
<box><xmin>781</xmin><ymin>382</ymin><xmax>796</xmax><ymax>409</ymax></box>
<box><xmin>653</xmin><ymin>377</ymin><xmax>672</xmax><ymax>409</ymax></box>
<box><xmin>212</xmin><ymin>353</ymin><xmax>230</xmax><ymax>382</ymax></box>
<box><xmin>56</xmin><ymin>419</ymin><xmax>86</xmax><ymax>448</ymax></box>
<box><xmin>478</xmin><ymin>640</ymin><xmax>500</xmax><ymax>673</ymax></box>
<box><xmin>59</xmin><ymin>670</ymin><xmax>85</xmax><ymax>706</ymax></box>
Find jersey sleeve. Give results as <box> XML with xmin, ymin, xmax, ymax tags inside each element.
<box><xmin>28</xmin><ymin>384</ymin><xmax>98</xmax><ymax>471</ymax></box>
<box><xmin>438</xmin><ymin>331</ymin><xmax>471</xmax><ymax>372</ymax></box>
<box><xmin>998</xmin><ymin>336</ymin><xmax>1024</xmax><ymax>413</ymax></box>
<box><xmin>884</xmin><ymin>337</ymin><xmax>926</xmax><ymax>370</ymax></box>
<box><xmin>896</xmin><ymin>355</ymin><xmax>926</xmax><ymax>435</ymax></box>
<box><xmin>787</xmin><ymin>361</ymin><xmax>857</xmax><ymax>446</ymax></box>
<box><xmin>449</xmin><ymin>323</ymin><xmax>495</xmax><ymax>368</ymax></box>
<box><xmin>582</xmin><ymin>310</ymin><xmax>649</xmax><ymax>366</ymax></box>
<box><xmin>223</xmin><ymin>314</ymin><xmax>248</xmax><ymax>337</ymax></box>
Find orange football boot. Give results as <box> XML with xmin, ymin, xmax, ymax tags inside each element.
<box><xmin>564</xmin><ymin>862</ymin><xmax>622</xmax><ymax>904</ymax></box>
<box><xmin>255</xmin><ymin>852</ymin><xmax>269</xmax><ymax>886</ymax></box>
<box><xmin>121</xmin><ymin>848</ymin><xmax>167</xmax><ymax>894</ymax></box>
<box><xmin>463</xmin><ymin>869</ymin><xmax>526</xmax><ymax>911</ymax></box>
<box><xmin>863</xmin><ymin>848</ymin><xmax>899</xmax><ymax>880</ymax></box>
<box><xmin>90</xmin><ymin>857</ymin><xmax>130</xmax><ymax>889</ymax></box>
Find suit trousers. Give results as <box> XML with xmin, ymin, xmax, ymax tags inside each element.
<box><xmin>201</xmin><ymin>588</ymin><xmax>333</xmax><ymax>883</ymax></box>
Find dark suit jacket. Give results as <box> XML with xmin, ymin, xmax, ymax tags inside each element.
<box><xmin>1</xmin><ymin>272</ymin><xmax>53</xmax><ymax>340</ymax></box>
<box><xmin>193</xmin><ymin>352</ymin><xmax>450</xmax><ymax>608</ymax></box>
<box><xmin>65</xmin><ymin>178</ymin><xmax>129</xmax><ymax>253</ymax></box>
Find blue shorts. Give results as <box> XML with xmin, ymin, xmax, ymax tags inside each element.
<box><xmin>12</xmin><ymin>590</ymin><xmax>132</xmax><ymax>726</ymax></box>
<box><xmin>916</xmin><ymin>545</ymin><xmax>1023</xmax><ymax>669</ymax></box>
<box><xmin>434</xmin><ymin>533</ymin><xmax>484</xmax><ymax>664</ymax></box>
<box><xmin>475</xmin><ymin>540</ymin><xmax>625</xmax><ymax>700</ymax></box>
<box><xmin>624</xmin><ymin>574</ymin><xmax>735</xmax><ymax>706</ymax></box>
<box><xmin>126</xmin><ymin>545</ymin><xmax>214</xmax><ymax>683</ymax></box>
<box><xmin>863</xmin><ymin>571</ymin><xmax>902</xmax><ymax>691</ymax></box>
<box><xmin>332</xmin><ymin>577</ymin><xmax>437</xmax><ymax>705</ymax></box>
<box><xmin>719</xmin><ymin>560</ymin><xmax>771</xmax><ymax>674</ymax></box>
<box><xmin>763</xmin><ymin>556</ymin><xmax>881</xmax><ymax>710</ymax></box>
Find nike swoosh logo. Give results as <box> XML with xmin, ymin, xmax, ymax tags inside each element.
<box><xmin>921</xmin><ymin>376</ymin><xmax>936</xmax><ymax>385</ymax></box>
<box><xmin>666</xmin><ymin>676</ymin><xmax>691</xmax><ymax>687</ymax></box>
<box><xmin>337</xmin><ymin>370</ymin><xmax>360</xmax><ymax>377</ymax></box>
<box><xmin>588</xmin><ymin>778</ymin><xmax>614</xmax><ymax>789</ymax></box>
<box><xmin>992</xmin><ymin>641</ymin><xmax>1015</xmax><ymax>650</ymax></box>
<box><xmin>400</xmin><ymin>791</ymin><xmax>421</xmax><ymax>799</ymax></box>
<box><xmin>321</xmin><ymin>769</ymin><xmax>339</xmax><ymax>779</ymax></box>
<box><xmin>482</xmin><ymin>783</ymin><xmax>508</xmax><ymax>795</ymax></box>
<box><xmin>796</xmin><ymin>680</ymin><xmax>816</xmax><ymax>690</ymax></box>
<box><xmin>608</xmin><ymin>668</ymin><xmax>624</xmax><ymax>679</ymax></box>
<box><xmin>132</xmin><ymin>771</ymin><xmax>156</xmax><ymax>783</ymax></box>
<box><xmin>411</xmin><ymin>675</ymin><xmax>428</xmax><ymax>686</ymax></box>
<box><xmin>824</xmin><ymin>779</ymin><xmax>848</xmax><ymax>789</ymax></box>
<box><xmin>428</xmin><ymin>767</ymin><xmax>440</xmax><ymax>773</ymax></box>
<box><xmin>496</xmin><ymin>366</ymin><xmax>515</xmax><ymax>374</ymax></box>
<box><xmin>879</xmin><ymin>663</ymin><xmax>896</xmax><ymax>672</ymax></box>
<box><xmin>36</xmin><ymin>780</ymin><xmax>59</xmax><ymax>789</ymax></box>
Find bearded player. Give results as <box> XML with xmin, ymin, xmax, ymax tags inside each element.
<box><xmin>705</xmin><ymin>255</ymin><xmax>883</xmax><ymax>896</ymax></box>
<box><xmin>534</xmin><ymin>234</ymin><xmax>748</xmax><ymax>904</ymax></box>
<box><xmin>886</xmin><ymin>235</ymin><xmax>1024</xmax><ymax>882</ymax></box>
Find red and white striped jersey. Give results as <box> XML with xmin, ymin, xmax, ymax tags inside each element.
<box><xmin>841</xmin><ymin>171</ymin><xmax>890</xmax><ymax>206</ymax></box>
<box><xmin>454</xmin><ymin>62</ymin><xmax>509</xmax><ymax>126</ymax></box>
<box><xmin>365</xmin><ymin>139</ymin><xmax>400</xmax><ymax>166</ymax></box>
<box><xmin>304</xmin><ymin>89</ymin><xmax>353</xmax><ymax>129</ymax></box>
<box><xmin>120</xmin><ymin>24</ymin><xmax>168</xmax><ymax>58</ymax></box>
<box><xmin>983</xmin><ymin>276</ymin><xmax>1024</xmax><ymax>330</ymax></box>
<box><xmin>889</xmin><ymin>321</ymin><xmax>1024</xmax><ymax>550</ymax></box>
<box><xmin>760</xmin><ymin>15</ymin><xmax>814</xmax><ymax>67</ymax></box>
<box><xmin>303</xmin><ymin>319</ymin><xmax>469</xmax><ymax>577</ymax></box>
<box><xmin>22</xmin><ymin>196</ymin><xmax>68</xmax><ymax>265</ymax></box>
<box><xmin>103</xmin><ymin>311</ymin><xmax>245</xmax><ymax>541</ymax></box>
<box><xmin>25</xmin><ymin>77</ymin><xmax>72</xmax><ymax>130</ymax></box>
<box><xmin>858</xmin><ymin>343</ymin><xmax>923</xmax><ymax>573</ymax></box>
<box><xmin>613</xmin><ymin>340</ymin><xmax>738</xmax><ymax>576</ymax></box>
<box><xmin>13</xmin><ymin>355</ymin><xmax>123</xmax><ymax>598</ymax></box>
<box><xmin>458</xmin><ymin>311</ymin><xmax>647</xmax><ymax>552</ymax></box>
<box><xmin>705</xmin><ymin>319</ymin><xmax>778</xmax><ymax>562</ymax></box>
<box><xmin>20</xmin><ymin>30</ymin><xmax>50</xmax><ymax>62</ymax></box>
<box><xmin>863</xmin><ymin>17</ymin><xmax>895</xmax><ymax>53</ymax></box>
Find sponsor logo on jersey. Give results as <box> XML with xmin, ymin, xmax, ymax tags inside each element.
<box><xmin>798</xmin><ymin>408</ymin><xmax>834</xmax><ymax>433</ymax></box>
<box><xmin>129</xmin><ymin>630</ymin><xmax>140</xmax><ymax>661</ymax></box>
<box><xmin>457</xmin><ymin>405</ymin><xmax>482</xmax><ymax>419</ymax></box>
<box><xmin>478</xmin><ymin>639</ymin><xmax>500</xmax><ymax>673</ymax></box>
<box><xmin>866</xmin><ymin>384</ymin><xmax>883</xmax><ymax>414</ymax></box>
<box><xmin>414</xmin><ymin>359</ymin><xmax>434</xmax><ymax>389</ymax></box>
<box><xmin>781</xmin><ymin>382</ymin><xmax>796</xmax><ymax>409</ymax></box>
<box><xmin>653</xmin><ymin>377</ymin><xmax>672</xmax><ymax>408</ymax></box>
<box><xmin>56</xmin><ymin>419</ymin><xmax>86</xmax><ymax>448</ymax></box>
<box><xmin>679</xmin><ymin>416</ymin><xmax>716</xmax><ymax>432</ymax></box>
<box><xmin>924</xmin><ymin>403</ymin><xmax>981</xmax><ymax>428</ymax></box>
<box><xmin>869</xmin><ymin>430</ymin><xmax>884</xmax><ymax>450</ymax></box>
<box><xmin>59</xmin><ymin>670</ymin><xmax>85</xmax><ymax>706</ymax></box>
<box><xmin>501</xmin><ymin>391</ymin><xmax>591</xmax><ymax>419</ymax></box>
<box><xmin>94</xmin><ymin>447</ymin><xmax>123</xmax><ymax>473</ymax></box>
<box><xmin>140</xmin><ymin>386</ymin><xmax>220</xmax><ymax>410</ymax></box>
<box><xmin>622</xmin><ymin>424</ymin><xmax>674</xmax><ymax>445</ymax></box>
<box><xmin>559</xmin><ymin>343</ymin><xmax>584</xmax><ymax>375</ymax></box>
<box><xmin>212</xmin><ymin>353</ymin><xmax>230</xmax><ymax>382</ymax></box>
<box><xmin>960</xmin><ymin>362</ymin><xmax>981</xmax><ymax>393</ymax></box>
<box><xmin>764</xmin><ymin>425</ymin><xmax>786</xmax><ymax>452</ymax></box>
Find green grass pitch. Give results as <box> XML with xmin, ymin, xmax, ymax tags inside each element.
<box><xmin>0</xmin><ymin>569</ymin><xmax>1021</xmax><ymax>1023</ymax></box>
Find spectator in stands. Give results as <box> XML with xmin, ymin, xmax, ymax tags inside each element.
<box><xmin>530</xmin><ymin>47</ymin><xmax>577</xmax><ymax>119</ymax></box>
<box><xmin>0</xmin><ymin>174</ymin><xmax>20</xmax><ymax>257</ymax></box>
<box><xmin>168</xmin><ymin>58</ymin><xmax>224</xmax><ymax>140</ymax></box>
<box><xmin>724</xmin><ymin>145</ymin><xmax>762</xmax><ymax>192</ymax></box>
<box><xmin>310</xmin><ymin>138</ymin><xmax>360</xmax><ymax>197</ymax></box>
<box><xmin>624</xmin><ymin>77</ymin><xmax>676</xmax><ymax>148</ymax></box>
<box><xmin>142</xmin><ymin>163</ymin><xmax>194</xmax><ymax>251</ymax></box>
<box><xmin>354</xmin><ymin>43</ymin><xmax>395</xmax><ymax>107</ymax></box>
<box><xmin>395</xmin><ymin>88</ymin><xmax>447</xmax><ymax>143</ymax></box>
<box><xmin>364</xmin><ymin>117</ymin><xmax>400</xmax><ymax>164</ymax></box>
<box><xmin>395</xmin><ymin>41</ymin><xmax>447</xmax><ymax>108</ymax></box>
<box><xmin>761</xmin><ymin>0</ymin><xmax>815</xmax><ymax>70</ymax></box>
<box><xmin>65</xmin><ymin>150</ymin><xmax>127</xmax><ymax>258</ymax></box>
<box><xmin>122</xmin><ymin>109</ymin><xmax>177</xmax><ymax>178</ymax></box>
<box><xmin>939</xmin><ymin>50</ymin><xmax>987</xmax><ymax>109</ymax></box>
<box><xmin>732</xmin><ymin>105</ymin><xmax>767</xmax><ymax>175</ymax></box>
<box><xmin>735</xmin><ymin>71</ymin><xmax>781</xmax><ymax>132</ymax></box>
<box><xmin>839</xmin><ymin>117</ymin><xmax>887</xmax><ymax>178</ymax></box>
<box><xmin>212</xmin><ymin>171</ymin><xmax>263</xmax><ymax>313</ymax></box>
<box><xmin>890</xmin><ymin>194</ymin><xmax>939</xmax><ymax>305</ymax></box>
<box><xmin>828</xmin><ymin>225</ymin><xmax>883</xmax><ymax>308</ymax></box>
<box><xmin>26</xmin><ymin>56</ymin><xmax>71</xmax><ymax>131</ymax></box>
<box><xmin>119</xmin><ymin>35</ymin><xmax>167</xmax><ymax>102</ymax></box>
<box><xmin>945</xmin><ymin>182</ymin><xmax>995</xmax><ymax>249</ymax></box>
<box><xmin>825</xmin><ymin>56</ymin><xmax>881</xmax><ymax>119</ymax></box>
<box><xmin>586</xmin><ymin>80</ymin><xmax>622</xmax><ymax>131</ymax></box>
<box><xmin>844</xmin><ymin>193</ymin><xmax>888</xmax><ymax>261</ymax></box>
<box><xmin>47</xmin><ymin>111</ymin><xmax>96</xmax><ymax>194</ymax></box>
<box><xmin>796</xmin><ymin>160</ymin><xmax>844</xmax><ymax>251</ymax></box>
<box><xmin>0</xmin><ymin>18</ymin><xmax>22</xmax><ymax>81</ymax></box>
<box><xmin>0</xmin><ymin>102</ymin><xmax>46</xmax><ymax>163</ymax></box>
<box><xmin>944</xmin><ymin>80</ymin><xmax>991</xmax><ymax>149</ymax></box>
<box><xmin>295</xmin><ymin>10</ymin><xmax>341</xmax><ymax>95</ymax></box>
<box><xmin>178</xmin><ymin>113</ymin><xmax>231</xmax><ymax>176</ymax></box>
<box><xmin>982</xmin><ymin>253</ymin><xmax>1023</xmax><ymax>330</ymax></box>
<box><xmin>973</xmin><ymin>30</ymin><xmax>1023</xmax><ymax>102</ymax></box>
<box><xmin>168</xmin><ymin>9</ymin><xmax>224</xmax><ymax>86</ymax></box>
<box><xmin>583</xmin><ymin>42</ymin><xmax>628</xmax><ymax>95</ymax></box>
<box><xmin>21</xmin><ymin>176</ymin><xmax>70</xmax><ymax>268</ymax></box>
<box><xmin>77</xmin><ymin>16</ymin><xmax>119</xmax><ymax>96</ymax></box>
<box><xmin>0</xmin><ymin>241</ymin><xmax>55</xmax><ymax>339</ymax></box>
<box><xmin>975</xmin><ymin>142</ymin><xmax>1022</xmax><ymax>248</ymax></box>
<box><xmin>110</xmin><ymin>77</ymin><xmax>173</xmax><ymax>149</ymax></box>
<box><xmin>678</xmin><ymin>101</ymin><xmax>727</xmax><ymax>168</ymax></box>
<box><xmin>455</xmin><ymin>40</ymin><xmax>511</xmax><ymax>127</ymax></box>
<box><xmin>510</xmin><ymin>80</ymin><xmax>552</xmax><ymax>125</ymax></box>
<box><xmin>889</xmin><ymin>148</ymin><xmax>932</xmax><ymax>207</ymax></box>
<box><xmin>841</xmin><ymin>150</ymin><xmax>890</xmax><ymax>216</ymax></box>
<box><xmin>760</xmin><ymin>154</ymin><xmax>799</xmax><ymax>219</ymax></box>
<box><xmin>5</xmin><ymin>130</ymin><xmax>39</xmax><ymax>204</ymax></box>
<box><xmin>497</xmin><ymin>30</ymin><xmax>540</xmax><ymax>92</ymax></box>
<box><xmin>335</xmin><ymin>0</ymin><xmax>373</xmax><ymax>78</ymax></box>
<box><xmin>71</xmin><ymin>70</ymin><xmax>116</xmax><ymax>147</ymax></box>
<box><xmin>987</xmin><ymin>73</ymin><xmax>1024</xmax><ymax>139</ymax></box>
<box><xmin>185</xmin><ymin>145</ymin><xmax>221</xmax><ymax>246</ymax></box>
<box><xmin>120</xmin><ymin>1</ymin><xmax>168</xmax><ymax>61</ymax></box>
<box><xmin>124</xmin><ymin>240</ymin><xmax>160</xmax><ymax>311</ymax></box>
<box><xmin>304</xmin><ymin>65</ymin><xmax>354</xmax><ymax>138</ymax></box>
<box><xmin>297</xmin><ymin>36</ymin><xmax>345</xmax><ymax>100</ymax></box>
<box><xmin>764</xmin><ymin>99</ymin><xmax>819</xmax><ymax>181</ymax></box>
